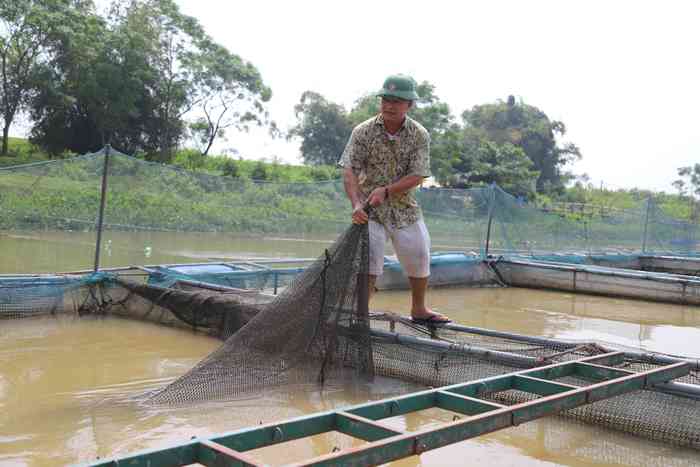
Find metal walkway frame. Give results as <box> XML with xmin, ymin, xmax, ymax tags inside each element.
<box><xmin>81</xmin><ymin>351</ymin><xmax>689</xmax><ymax>467</ymax></box>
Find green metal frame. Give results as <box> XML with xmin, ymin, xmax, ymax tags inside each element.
<box><xmin>79</xmin><ymin>352</ymin><xmax>688</xmax><ymax>467</ymax></box>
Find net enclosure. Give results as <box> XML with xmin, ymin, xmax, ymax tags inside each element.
<box><xmin>8</xmin><ymin>264</ymin><xmax>698</xmax><ymax>450</ymax></box>
<box><xmin>1</xmin><ymin>148</ymin><xmax>700</xmax><ymax>450</ymax></box>
<box><xmin>1</xmin><ymin>147</ymin><xmax>698</xmax><ymax>278</ymax></box>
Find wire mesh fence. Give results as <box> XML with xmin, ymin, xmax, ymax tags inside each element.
<box><xmin>1</xmin><ymin>146</ymin><xmax>698</xmax><ymax>276</ymax></box>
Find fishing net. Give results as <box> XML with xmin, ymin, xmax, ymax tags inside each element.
<box><xmin>147</xmin><ymin>220</ymin><xmax>373</xmax><ymax>403</ymax></box>
<box><xmin>110</xmin><ymin>278</ymin><xmax>266</xmax><ymax>339</ymax></box>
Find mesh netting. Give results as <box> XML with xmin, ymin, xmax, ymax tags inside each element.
<box><xmin>146</xmin><ymin>220</ymin><xmax>372</xmax><ymax>403</ymax></box>
<box><xmin>1</xmin><ymin>149</ymin><xmax>698</xmax><ymax>278</ymax></box>
<box><xmin>2</xmin><ymin>149</ymin><xmax>700</xmax><ymax>450</ymax></box>
<box><xmin>1</xmin><ymin>268</ymin><xmax>699</xmax><ymax>448</ymax></box>
<box><xmin>0</xmin><ymin>276</ymin><xmax>86</xmax><ymax>318</ymax></box>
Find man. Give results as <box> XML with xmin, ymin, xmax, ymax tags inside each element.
<box><xmin>340</xmin><ymin>74</ymin><xmax>450</xmax><ymax>324</ymax></box>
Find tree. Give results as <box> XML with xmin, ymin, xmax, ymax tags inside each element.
<box><xmin>288</xmin><ymin>91</ymin><xmax>351</xmax><ymax>166</ymax></box>
<box><xmin>188</xmin><ymin>41</ymin><xmax>273</xmax><ymax>156</ymax></box>
<box><xmin>451</xmin><ymin>140</ymin><xmax>538</xmax><ymax>198</ymax></box>
<box><xmin>0</xmin><ymin>0</ymin><xmax>89</xmax><ymax>156</ymax></box>
<box><xmin>28</xmin><ymin>4</ymin><xmax>152</xmax><ymax>155</ymax></box>
<box><xmin>28</xmin><ymin>0</ymin><xmax>271</xmax><ymax>161</ymax></box>
<box><xmin>462</xmin><ymin>96</ymin><xmax>581</xmax><ymax>193</ymax></box>
<box><xmin>675</xmin><ymin>164</ymin><xmax>700</xmax><ymax>197</ymax></box>
<box><xmin>673</xmin><ymin>163</ymin><xmax>700</xmax><ymax>221</ymax></box>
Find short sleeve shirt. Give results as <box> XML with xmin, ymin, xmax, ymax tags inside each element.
<box><xmin>339</xmin><ymin>115</ymin><xmax>431</xmax><ymax>230</ymax></box>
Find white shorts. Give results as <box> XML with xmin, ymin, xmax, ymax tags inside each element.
<box><xmin>369</xmin><ymin>219</ymin><xmax>431</xmax><ymax>278</ymax></box>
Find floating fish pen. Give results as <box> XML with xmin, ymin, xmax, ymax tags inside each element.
<box><xmin>1</xmin><ymin>268</ymin><xmax>699</xmax><ymax>455</ymax></box>
<box><xmin>2</xmin><ymin>148</ymin><xmax>700</xmax><ymax>464</ymax></box>
<box><xmin>55</xmin><ymin>252</ymin><xmax>700</xmax><ymax>307</ymax></box>
<box><xmin>494</xmin><ymin>257</ymin><xmax>700</xmax><ymax>305</ymax></box>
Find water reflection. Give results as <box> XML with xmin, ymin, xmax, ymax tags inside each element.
<box><xmin>0</xmin><ymin>230</ymin><xmax>337</xmax><ymax>274</ymax></box>
<box><xmin>372</xmin><ymin>287</ymin><xmax>700</xmax><ymax>357</ymax></box>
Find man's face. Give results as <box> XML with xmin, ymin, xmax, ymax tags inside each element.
<box><xmin>380</xmin><ymin>96</ymin><xmax>412</xmax><ymax>126</ymax></box>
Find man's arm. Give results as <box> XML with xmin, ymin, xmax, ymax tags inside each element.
<box><xmin>344</xmin><ymin>166</ymin><xmax>369</xmax><ymax>224</ymax></box>
<box><xmin>366</xmin><ymin>175</ymin><xmax>423</xmax><ymax>207</ymax></box>
<box><xmin>343</xmin><ymin>166</ymin><xmax>363</xmax><ymax>209</ymax></box>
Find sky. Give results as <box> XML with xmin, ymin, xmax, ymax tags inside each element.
<box><xmin>170</xmin><ymin>0</ymin><xmax>699</xmax><ymax>193</ymax></box>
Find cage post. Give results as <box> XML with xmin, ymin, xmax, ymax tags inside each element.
<box><xmin>484</xmin><ymin>183</ymin><xmax>496</xmax><ymax>257</ymax></box>
<box><xmin>641</xmin><ymin>196</ymin><xmax>652</xmax><ymax>254</ymax></box>
<box><xmin>93</xmin><ymin>145</ymin><xmax>111</xmax><ymax>272</ymax></box>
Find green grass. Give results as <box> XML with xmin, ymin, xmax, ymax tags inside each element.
<box><xmin>0</xmin><ymin>138</ymin><xmax>51</xmax><ymax>167</ymax></box>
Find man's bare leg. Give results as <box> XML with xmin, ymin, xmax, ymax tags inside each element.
<box><xmin>408</xmin><ymin>276</ymin><xmax>449</xmax><ymax>321</ymax></box>
<box><xmin>368</xmin><ymin>274</ymin><xmax>377</xmax><ymax>301</ymax></box>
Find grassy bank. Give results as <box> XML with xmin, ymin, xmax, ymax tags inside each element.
<box><xmin>0</xmin><ymin>138</ymin><xmax>697</xmax><ymax>228</ymax></box>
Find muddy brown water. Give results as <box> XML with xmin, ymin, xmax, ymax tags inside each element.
<box><xmin>1</xmin><ymin>231</ymin><xmax>699</xmax><ymax>466</ymax></box>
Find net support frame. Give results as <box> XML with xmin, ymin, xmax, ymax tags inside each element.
<box><xmin>80</xmin><ymin>352</ymin><xmax>689</xmax><ymax>467</ymax></box>
<box><xmin>93</xmin><ymin>145</ymin><xmax>111</xmax><ymax>272</ymax></box>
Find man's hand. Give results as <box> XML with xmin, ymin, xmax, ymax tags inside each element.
<box><xmin>352</xmin><ymin>204</ymin><xmax>369</xmax><ymax>224</ymax></box>
<box><xmin>368</xmin><ymin>186</ymin><xmax>388</xmax><ymax>207</ymax></box>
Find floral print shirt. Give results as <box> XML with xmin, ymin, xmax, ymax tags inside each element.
<box><xmin>340</xmin><ymin>114</ymin><xmax>431</xmax><ymax>230</ymax></box>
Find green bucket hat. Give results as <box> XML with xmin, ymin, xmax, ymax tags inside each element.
<box><xmin>377</xmin><ymin>74</ymin><xmax>419</xmax><ymax>101</ymax></box>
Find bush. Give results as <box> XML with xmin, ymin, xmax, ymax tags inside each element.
<box><xmin>251</xmin><ymin>161</ymin><xmax>268</xmax><ymax>181</ymax></box>
<box><xmin>172</xmin><ymin>149</ymin><xmax>206</xmax><ymax>171</ymax></box>
<box><xmin>221</xmin><ymin>159</ymin><xmax>240</xmax><ymax>178</ymax></box>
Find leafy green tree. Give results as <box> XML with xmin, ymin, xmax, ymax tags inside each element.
<box><xmin>673</xmin><ymin>163</ymin><xmax>700</xmax><ymax>221</ymax></box>
<box><xmin>28</xmin><ymin>5</ymin><xmax>150</xmax><ymax>155</ymax></box>
<box><xmin>114</xmin><ymin>0</ymin><xmax>271</xmax><ymax>161</ymax></box>
<box><xmin>462</xmin><ymin>96</ymin><xmax>581</xmax><ymax>193</ymax></box>
<box><xmin>0</xmin><ymin>0</ymin><xmax>90</xmax><ymax>156</ymax></box>
<box><xmin>674</xmin><ymin>164</ymin><xmax>700</xmax><ymax>197</ymax></box>
<box><xmin>185</xmin><ymin>35</ymin><xmax>272</xmax><ymax>156</ymax></box>
<box><xmin>429</xmin><ymin>123</ymin><xmax>463</xmax><ymax>183</ymax></box>
<box><xmin>28</xmin><ymin>0</ymin><xmax>271</xmax><ymax>161</ymax></box>
<box><xmin>288</xmin><ymin>91</ymin><xmax>351</xmax><ymax>165</ymax></box>
<box><xmin>346</xmin><ymin>93</ymin><xmax>377</xmax><ymax>127</ymax></box>
<box><xmin>448</xmin><ymin>138</ymin><xmax>538</xmax><ymax>198</ymax></box>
